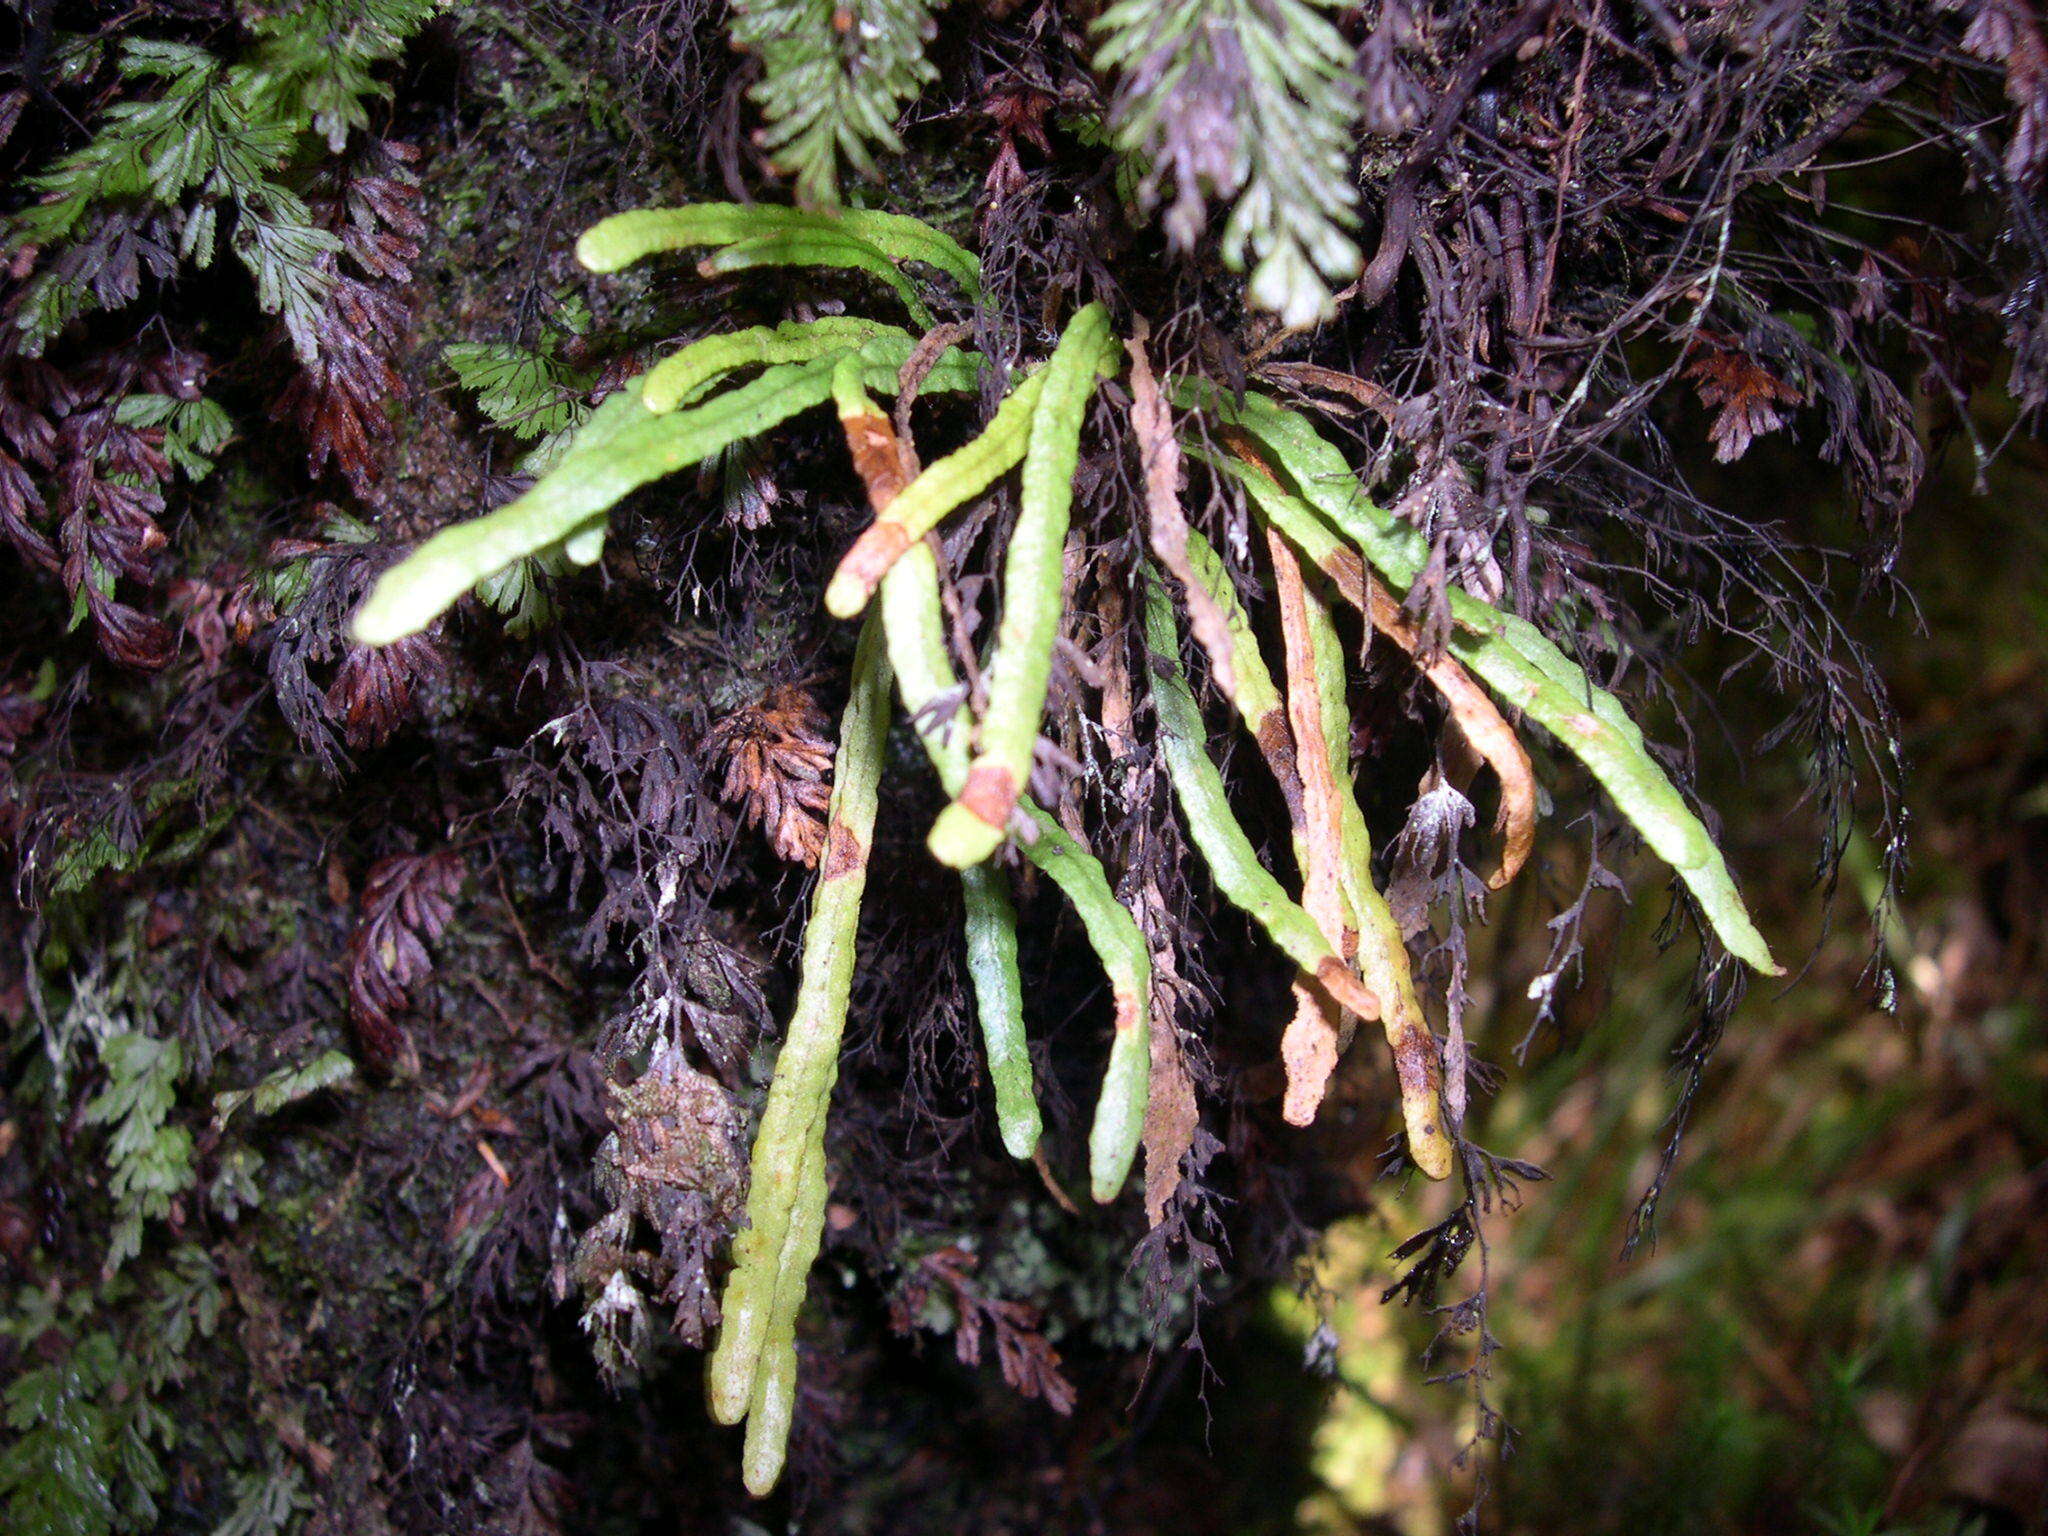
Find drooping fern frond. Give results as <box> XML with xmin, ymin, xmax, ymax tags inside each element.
<box><xmin>348</xmin><ymin>199</ymin><xmax>1794</xmax><ymax>1495</ymax></box>
<box><xmin>927</xmin><ymin>303</ymin><xmax>1121</xmax><ymax>869</ymax></box>
<box><xmin>1092</xmin><ymin>0</ymin><xmax>1363</xmax><ymax>327</ymax></box>
<box><xmin>1195</xmin><ymin>389</ymin><xmax>1783</xmax><ymax>975</ymax></box>
<box><xmin>726</xmin><ymin>0</ymin><xmax>946</xmax><ymax>208</ymax></box>
<box><xmin>876</xmin><ymin>539</ymin><xmax>1151</xmax><ymax>1203</ymax></box>
<box><xmin>353</xmin><ymin>331</ymin><xmax>978</xmax><ymax>644</ymax></box>
<box><xmin>708</xmin><ymin>615</ymin><xmax>892</xmax><ymax>1497</ymax></box>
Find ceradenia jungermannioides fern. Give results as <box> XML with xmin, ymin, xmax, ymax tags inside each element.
<box><xmin>351</xmin><ymin>199</ymin><xmax>1779</xmax><ymax>1492</ymax></box>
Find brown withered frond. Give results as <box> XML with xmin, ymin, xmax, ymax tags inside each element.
<box><xmin>707</xmin><ymin>683</ymin><xmax>835</xmax><ymax>867</ymax></box>
<box><xmin>272</xmin><ymin>140</ymin><xmax>426</xmax><ymax>492</ymax></box>
<box><xmin>891</xmin><ymin>1245</ymin><xmax>1077</xmax><ymax>1416</ymax></box>
<box><xmin>347</xmin><ymin>848</ymin><xmax>465</xmax><ymax>1069</ymax></box>
<box><xmin>1686</xmin><ymin>339</ymin><xmax>1807</xmax><ymax>464</ymax></box>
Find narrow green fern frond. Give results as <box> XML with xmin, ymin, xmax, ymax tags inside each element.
<box><xmin>928</xmin><ymin>303</ymin><xmax>1121</xmax><ymax>867</ymax></box>
<box><xmin>1193</xmin><ymin>391</ymin><xmax>1781</xmax><ymax>974</ymax></box>
<box><xmin>354</xmin><ymin>329</ymin><xmax>980</xmax><ymax>644</ymax></box>
<box><xmin>825</xmin><ymin>368</ymin><xmax>1047</xmax><ymax>617</ymax></box>
<box><xmin>1143</xmin><ymin>574</ymin><xmax>1375</xmax><ymax>1008</ymax></box>
<box><xmin>699</xmin><ymin>228</ymin><xmax>935</xmax><ymax>327</ymax></box>
<box><xmin>727</xmin><ymin>0</ymin><xmax>945</xmax><ymax>208</ymax></box>
<box><xmin>1092</xmin><ymin>0</ymin><xmax>1361</xmax><ymax>326</ymax></box>
<box><xmin>353</xmin><ymin>363</ymin><xmax>836</xmax><ymax>643</ymax></box>
<box><xmin>578</xmin><ymin>202</ymin><xmax>980</xmax><ymax>302</ymax></box>
<box><xmin>961</xmin><ymin>865</ymin><xmax>1038</xmax><ymax>1160</ymax></box>
<box><xmin>642</xmin><ymin>318</ymin><xmax>904</xmax><ymax>413</ymax></box>
<box><xmin>877</xmin><ymin>540</ymin><xmax>1150</xmax><ymax>1202</ymax></box>
<box><xmin>708</xmin><ymin>615</ymin><xmax>893</xmax><ymax>1495</ymax></box>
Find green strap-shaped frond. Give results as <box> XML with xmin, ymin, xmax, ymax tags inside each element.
<box><xmin>1193</xmin><ymin>394</ymin><xmax>1780</xmax><ymax>974</ymax></box>
<box><xmin>879</xmin><ymin>539</ymin><xmax>1150</xmax><ymax>1201</ymax></box>
<box><xmin>913</xmin><ymin>555</ymin><xmax>1039</xmax><ymax>1164</ymax></box>
<box><xmin>1177</xmin><ymin>526</ymin><xmax>1451</xmax><ymax>1172</ymax></box>
<box><xmin>928</xmin><ymin>303</ymin><xmax>1123</xmax><ymax>869</ymax></box>
<box><xmin>700</xmin><ymin>229</ymin><xmax>936</xmax><ymax>329</ymax></box>
<box><xmin>1180</xmin><ymin>527</ymin><xmax>1289</xmax><ymax>747</ymax></box>
<box><xmin>576</xmin><ymin>202</ymin><xmax>981</xmax><ymax>301</ymax></box>
<box><xmin>642</xmin><ymin>318</ymin><xmax>905</xmax><ymax>414</ymax></box>
<box><xmin>739</xmin><ymin>1290</ymin><xmax>800</xmax><ymax>1493</ymax></box>
<box><xmin>709</xmin><ymin>612</ymin><xmax>892</xmax><ymax>1495</ymax></box>
<box><xmin>353</xmin><ymin>332</ymin><xmax>982</xmax><ymax>647</ymax></box>
<box><xmin>1141</xmin><ymin>577</ymin><xmax>1377</xmax><ymax>1021</ymax></box>
<box><xmin>825</xmin><ymin>367</ymin><xmax>1048</xmax><ymax>618</ymax></box>
<box><xmin>353</xmin><ymin>360</ymin><xmax>843</xmax><ymax>644</ymax></box>
<box><xmin>961</xmin><ymin>864</ymin><xmax>1039</xmax><ymax>1160</ymax></box>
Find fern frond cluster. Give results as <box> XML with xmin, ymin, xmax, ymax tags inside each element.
<box><xmin>354</xmin><ymin>200</ymin><xmax>1781</xmax><ymax>1493</ymax></box>
<box><xmin>712</xmin><ymin>0</ymin><xmax>1361</xmax><ymax>323</ymax></box>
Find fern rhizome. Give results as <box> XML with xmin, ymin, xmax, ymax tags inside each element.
<box><xmin>354</xmin><ymin>200</ymin><xmax>1780</xmax><ymax>1493</ymax></box>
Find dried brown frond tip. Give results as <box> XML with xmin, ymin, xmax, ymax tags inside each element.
<box><xmin>709</xmin><ymin>683</ymin><xmax>836</xmax><ymax>866</ymax></box>
<box><xmin>1686</xmin><ymin>339</ymin><xmax>1806</xmax><ymax>464</ymax></box>
<box><xmin>892</xmin><ymin>1246</ymin><xmax>1077</xmax><ymax>1416</ymax></box>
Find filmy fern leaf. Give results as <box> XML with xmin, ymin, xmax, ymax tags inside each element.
<box><xmin>728</xmin><ymin>0</ymin><xmax>945</xmax><ymax>207</ymax></box>
<box><xmin>444</xmin><ymin>342</ymin><xmax>595</xmax><ymax>442</ymax></box>
<box><xmin>1092</xmin><ymin>0</ymin><xmax>1363</xmax><ymax>326</ymax></box>
<box><xmin>244</xmin><ymin>0</ymin><xmax>442</xmax><ymax>152</ymax></box>
<box><xmin>8</xmin><ymin>6</ymin><xmax>434</xmax><ymax>358</ymax></box>
<box><xmin>82</xmin><ymin>1031</ymin><xmax>194</xmax><ymax>1275</ymax></box>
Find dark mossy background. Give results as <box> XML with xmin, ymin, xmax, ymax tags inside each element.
<box><xmin>1</xmin><ymin>4</ymin><xmax>2044</xmax><ymax>1535</ymax></box>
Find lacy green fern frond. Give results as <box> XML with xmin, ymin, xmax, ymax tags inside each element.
<box><xmin>11</xmin><ymin>42</ymin><xmax>291</xmax><ymax>249</ymax></box>
<box><xmin>244</xmin><ymin>0</ymin><xmax>442</xmax><ymax>153</ymax></box>
<box><xmin>8</xmin><ymin>5</ymin><xmax>435</xmax><ymax>359</ymax></box>
<box><xmin>0</xmin><ymin>1329</ymin><xmax>172</xmax><ymax>1536</ymax></box>
<box><xmin>83</xmin><ymin>1031</ymin><xmax>194</xmax><ymax>1276</ymax></box>
<box><xmin>444</xmin><ymin>342</ymin><xmax>596</xmax><ymax>442</ymax></box>
<box><xmin>1092</xmin><ymin>0</ymin><xmax>1362</xmax><ymax>326</ymax></box>
<box><xmin>113</xmin><ymin>393</ymin><xmax>234</xmax><ymax>480</ymax></box>
<box><xmin>727</xmin><ymin>0</ymin><xmax>946</xmax><ymax>208</ymax></box>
